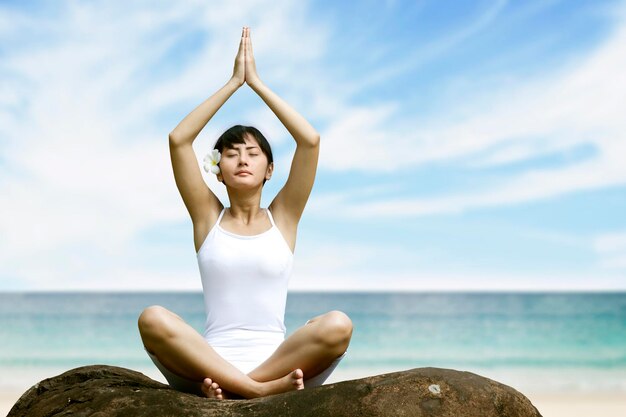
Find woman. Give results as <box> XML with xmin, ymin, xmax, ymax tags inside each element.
<box><xmin>138</xmin><ymin>27</ymin><xmax>353</xmax><ymax>400</ymax></box>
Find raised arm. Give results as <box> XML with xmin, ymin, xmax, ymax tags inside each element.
<box><xmin>168</xmin><ymin>29</ymin><xmax>246</xmax><ymax>230</ymax></box>
<box><xmin>242</xmin><ymin>28</ymin><xmax>320</xmax><ymax>227</ymax></box>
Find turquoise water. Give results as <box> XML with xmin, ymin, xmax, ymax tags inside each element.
<box><xmin>1</xmin><ymin>292</ymin><xmax>625</xmax><ymax>392</ymax></box>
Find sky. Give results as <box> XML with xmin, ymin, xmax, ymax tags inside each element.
<box><xmin>1</xmin><ymin>0</ymin><xmax>625</xmax><ymax>292</ymax></box>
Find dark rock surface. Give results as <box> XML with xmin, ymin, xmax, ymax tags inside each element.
<box><xmin>8</xmin><ymin>365</ymin><xmax>543</xmax><ymax>417</ymax></box>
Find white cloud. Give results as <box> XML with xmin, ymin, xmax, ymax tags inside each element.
<box><xmin>599</xmin><ymin>256</ymin><xmax>626</xmax><ymax>269</ymax></box>
<box><xmin>318</xmin><ymin>103</ymin><xmax>403</xmax><ymax>172</ymax></box>
<box><xmin>2</xmin><ymin>0</ymin><xmax>624</xmax><ymax>292</ymax></box>
<box><xmin>323</xmin><ymin>155</ymin><xmax>624</xmax><ymax>218</ymax></box>
<box><xmin>317</xmin><ymin>11</ymin><xmax>626</xmax><ymax>217</ymax></box>
<box><xmin>288</xmin><ymin>235</ymin><xmax>625</xmax><ymax>291</ymax></box>
<box><xmin>339</xmin><ymin>0</ymin><xmax>509</xmax><ymax>96</ymax></box>
<box><xmin>290</xmin><ymin>269</ymin><xmax>626</xmax><ymax>292</ymax></box>
<box><xmin>0</xmin><ymin>0</ymin><xmax>332</xmax><ymax>290</ymax></box>
<box><xmin>292</xmin><ymin>240</ymin><xmax>419</xmax><ymax>275</ymax></box>
<box><xmin>593</xmin><ymin>231</ymin><xmax>626</xmax><ymax>270</ymax></box>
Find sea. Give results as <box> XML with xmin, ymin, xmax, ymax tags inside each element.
<box><xmin>1</xmin><ymin>291</ymin><xmax>625</xmax><ymax>395</ymax></box>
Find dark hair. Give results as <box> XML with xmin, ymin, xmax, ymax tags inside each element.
<box><xmin>214</xmin><ymin>125</ymin><xmax>273</xmax><ymax>163</ymax></box>
<box><xmin>213</xmin><ymin>125</ymin><xmax>273</xmax><ymax>185</ymax></box>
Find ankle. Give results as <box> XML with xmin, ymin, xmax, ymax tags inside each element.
<box><xmin>244</xmin><ymin>379</ymin><xmax>265</xmax><ymax>398</ymax></box>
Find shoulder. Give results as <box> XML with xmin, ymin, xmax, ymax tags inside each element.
<box><xmin>196</xmin><ymin>203</ymin><xmax>225</xmax><ymax>230</ymax></box>
<box><xmin>268</xmin><ymin>203</ymin><xmax>297</xmax><ymax>252</ymax></box>
<box><xmin>193</xmin><ymin>203</ymin><xmax>225</xmax><ymax>253</ymax></box>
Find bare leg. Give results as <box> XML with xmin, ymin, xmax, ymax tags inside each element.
<box><xmin>138</xmin><ymin>305</ymin><xmax>303</xmax><ymax>399</ymax></box>
<box><xmin>247</xmin><ymin>310</ymin><xmax>353</xmax><ymax>383</ymax></box>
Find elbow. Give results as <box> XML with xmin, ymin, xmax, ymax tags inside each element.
<box><xmin>305</xmin><ymin>134</ymin><xmax>320</xmax><ymax>148</ymax></box>
<box><xmin>169</xmin><ymin>130</ymin><xmax>197</xmax><ymax>147</ymax></box>
<box><xmin>168</xmin><ymin>131</ymin><xmax>185</xmax><ymax>146</ymax></box>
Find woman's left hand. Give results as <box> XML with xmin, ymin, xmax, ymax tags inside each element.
<box><xmin>244</xmin><ymin>27</ymin><xmax>262</xmax><ymax>88</ymax></box>
<box><xmin>230</xmin><ymin>27</ymin><xmax>246</xmax><ymax>87</ymax></box>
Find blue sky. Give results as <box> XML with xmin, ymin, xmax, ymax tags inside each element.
<box><xmin>1</xmin><ymin>0</ymin><xmax>625</xmax><ymax>291</ymax></box>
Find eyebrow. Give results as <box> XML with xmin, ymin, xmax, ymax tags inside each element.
<box><xmin>246</xmin><ymin>146</ymin><xmax>259</xmax><ymax>150</ymax></box>
<box><xmin>226</xmin><ymin>145</ymin><xmax>259</xmax><ymax>151</ymax></box>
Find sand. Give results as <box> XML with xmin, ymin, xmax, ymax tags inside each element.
<box><xmin>527</xmin><ymin>392</ymin><xmax>626</xmax><ymax>417</ymax></box>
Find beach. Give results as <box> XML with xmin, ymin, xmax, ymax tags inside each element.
<box><xmin>1</xmin><ymin>291</ymin><xmax>624</xmax><ymax>415</ymax></box>
<box><xmin>528</xmin><ymin>392</ymin><xmax>626</xmax><ymax>417</ymax></box>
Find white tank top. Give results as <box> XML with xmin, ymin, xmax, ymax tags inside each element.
<box><xmin>196</xmin><ymin>207</ymin><xmax>293</xmax><ymax>347</ymax></box>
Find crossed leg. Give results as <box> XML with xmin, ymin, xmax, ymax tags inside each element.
<box><xmin>247</xmin><ymin>310</ymin><xmax>353</xmax><ymax>383</ymax></box>
<box><xmin>138</xmin><ymin>305</ymin><xmax>305</xmax><ymax>399</ymax></box>
<box><xmin>138</xmin><ymin>306</ymin><xmax>353</xmax><ymax>399</ymax></box>
<box><xmin>204</xmin><ymin>310</ymin><xmax>353</xmax><ymax>398</ymax></box>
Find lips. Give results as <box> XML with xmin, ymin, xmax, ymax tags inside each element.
<box><xmin>235</xmin><ymin>170</ymin><xmax>252</xmax><ymax>175</ymax></box>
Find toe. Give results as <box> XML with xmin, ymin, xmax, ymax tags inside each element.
<box><xmin>292</xmin><ymin>369</ymin><xmax>304</xmax><ymax>390</ymax></box>
<box><xmin>214</xmin><ymin>387</ymin><xmax>224</xmax><ymax>400</ymax></box>
<box><xmin>201</xmin><ymin>381</ymin><xmax>211</xmax><ymax>393</ymax></box>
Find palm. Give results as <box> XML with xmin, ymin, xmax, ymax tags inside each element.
<box><xmin>232</xmin><ymin>27</ymin><xmax>261</xmax><ymax>88</ymax></box>
<box><xmin>243</xmin><ymin>27</ymin><xmax>261</xmax><ymax>87</ymax></box>
<box><xmin>232</xmin><ymin>29</ymin><xmax>245</xmax><ymax>86</ymax></box>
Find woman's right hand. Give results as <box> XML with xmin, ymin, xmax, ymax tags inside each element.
<box><xmin>230</xmin><ymin>27</ymin><xmax>246</xmax><ymax>87</ymax></box>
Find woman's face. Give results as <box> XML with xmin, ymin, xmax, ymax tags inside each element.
<box><xmin>217</xmin><ymin>135</ymin><xmax>272</xmax><ymax>188</ymax></box>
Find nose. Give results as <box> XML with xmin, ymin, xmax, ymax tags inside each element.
<box><xmin>238</xmin><ymin>153</ymin><xmax>249</xmax><ymax>165</ymax></box>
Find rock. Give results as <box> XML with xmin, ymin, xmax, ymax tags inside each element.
<box><xmin>8</xmin><ymin>365</ymin><xmax>543</xmax><ymax>417</ymax></box>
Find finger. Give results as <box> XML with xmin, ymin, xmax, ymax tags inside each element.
<box><xmin>247</xmin><ymin>28</ymin><xmax>254</xmax><ymax>56</ymax></box>
<box><xmin>243</xmin><ymin>27</ymin><xmax>247</xmax><ymax>56</ymax></box>
<box><xmin>236</xmin><ymin>44</ymin><xmax>244</xmax><ymax>62</ymax></box>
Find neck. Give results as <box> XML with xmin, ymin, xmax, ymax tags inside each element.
<box><xmin>225</xmin><ymin>187</ymin><xmax>264</xmax><ymax>222</ymax></box>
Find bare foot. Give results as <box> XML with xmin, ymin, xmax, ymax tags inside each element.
<box><xmin>291</xmin><ymin>369</ymin><xmax>305</xmax><ymax>390</ymax></box>
<box><xmin>201</xmin><ymin>378</ymin><xmax>225</xmax><ymax>400</ymax></box>
<box><xmin>258</xmin><ymin>369</ymin><xmax>304</xmax><ymax>397</ymax></box>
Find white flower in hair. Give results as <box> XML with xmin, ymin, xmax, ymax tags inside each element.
<box><xmin>203</xmin><ymin>149</ymin><xmax>221</xmax><ymax>174</ymax></box>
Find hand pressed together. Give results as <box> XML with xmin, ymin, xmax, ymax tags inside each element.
<box><xmin>231</xmin><ymin>26</ymin><xmax>261</xmax><ymax>88</ymax></box>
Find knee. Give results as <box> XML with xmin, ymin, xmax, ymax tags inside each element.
<box><xmin>317</xmin><ymin>310</ymin><xmax>353</xmax><ymax>351</ymax></box>
<box><xmin>138</xmin><ymin>305</ymin><xmax>174</xmax><ymax>340</ymax></box>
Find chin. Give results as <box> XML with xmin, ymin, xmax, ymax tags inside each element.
<box><xmin>228</xmin><ymin>178</ymin><xmax>263</xmax><ymax>188</ymax></box>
